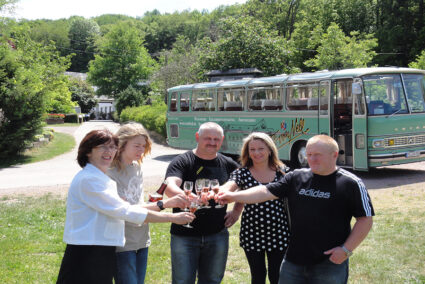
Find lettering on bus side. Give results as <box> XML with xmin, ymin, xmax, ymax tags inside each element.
<box><xmin>271</xmin><ymin>118</ymin><xmax>310</xmax><ymax>149</ymax></box>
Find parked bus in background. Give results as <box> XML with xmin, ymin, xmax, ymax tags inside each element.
<box><xmin>166</xmin><ymin>67</ymin><xmax>425</xmax><ymax>171</ymax></box>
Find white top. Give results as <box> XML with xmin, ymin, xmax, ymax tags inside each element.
<box><xmin>107</xmin><ymin>162</ymin><xmax>151</xmax><ymax>252</ymax></box>
<box><xmin>63</xmin><ymin>163</ymin><xmax>148</xmax><ymax>247</ymax></box>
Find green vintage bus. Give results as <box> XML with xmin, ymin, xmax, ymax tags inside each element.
<box><xmin>166</xmin><ymin>67</ymin><xmax>425</xmax><ymax>171</ymax></box>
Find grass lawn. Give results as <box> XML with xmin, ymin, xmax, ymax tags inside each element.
<box><xmin>0</xmin><ymin>185</ymin><xmax>423</xmax><ymax>283</ymax></box>
<box><xmin>0</xmin><ymin>132</ymin><xmax>75</xmax><ymax>168</ymax></box>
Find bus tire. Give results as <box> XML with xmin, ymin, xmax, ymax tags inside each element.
<box><xmin>291</xmin><ymin>141</ymin><xmax>308</xmax><ymax>169</ymax></box>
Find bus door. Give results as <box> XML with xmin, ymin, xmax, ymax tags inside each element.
<box><xmin>318</xmin><ymin>80</ymin><xmax>332</xmax><ymax>136</ymax></box>
<box><xmin>352</xmin><ymin>79</ymin><xmax>368</xmax><ymax>170</ymax></box>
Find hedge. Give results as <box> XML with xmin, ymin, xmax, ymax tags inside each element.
<box><xmin>120</xmin><ymin>102</ymin><xmax>167</xmax><ymax>136</ymax></box>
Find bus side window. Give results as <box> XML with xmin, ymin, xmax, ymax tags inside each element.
<box><xmin>180</xmin><ymin>93</ymin><xmax>190</xmax><ymax>111</ymax></box>
<box><xmin>170</xmin><ymin>92</ymin><xmax>177</xmax><ymax>112</ymax></box>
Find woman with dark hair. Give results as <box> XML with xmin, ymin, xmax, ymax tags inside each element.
<box><xmin>220</xmin><ymin>132</ymin><xmax>290</xmax><ymax>284</ymax></box>
<box><xmin>57</xmin><ymin>129</ymin><xmax>194</xmax><ymax>284</ymax></box>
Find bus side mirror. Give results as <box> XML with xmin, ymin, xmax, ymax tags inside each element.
<box><xmin>352</xmin><ymin>82</ymin><xmax>362</xmax><ymax>95</ymax></box>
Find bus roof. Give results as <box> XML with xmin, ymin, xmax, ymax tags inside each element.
<box><xmin>167</xmin><ymin>67</ymin><xmax>425</xmax><ymax>92</ymax></box>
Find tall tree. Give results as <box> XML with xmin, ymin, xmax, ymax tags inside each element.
<box><xmin>87</xmin><ymin>21</ymin><xmax>156</xmax><ymax>98</ymax></box>
<box><xmin>197</xmin><ymin>16</ymin><xmax>298</xmax><ymax>78</ymax></box>
<box><xmin>0</xmin><ymin>28</ymin><xmax>72</xmax><ymax>158</ymax></box>
<box><xmin>304</xmin><ymin>23</ymin><xmax>377</xmax><ymax>70</ymax></box>
<box><xmin>68</xmin><ymin>17</ymin><xmax>100</xmax><ymax>72</ymax></box>
<box><xmin>69</xmin><ymin>77</ymin><xmax>97</xmax><ymax>113</ymax></box>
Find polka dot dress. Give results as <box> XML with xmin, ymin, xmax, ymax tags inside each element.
<box><xmin>230</xmin><ymin>167</ymin><xmax>290</xmax><ymax>252</ymax></box>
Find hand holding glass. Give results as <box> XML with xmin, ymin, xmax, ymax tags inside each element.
<box><xmin>183</xmin><ymin>201</ymin><xmax>198</xmax><ymax>228</ymax></box>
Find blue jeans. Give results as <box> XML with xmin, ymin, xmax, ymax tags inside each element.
<box><xmin>115</xmin><ymin>247</ymin><xmax>149</xmax><ymax>284</ymax></box>
<box><xmin>279</xmin><ymin>258</ymin><xmax>349</xmax><ymax>284</ymax></box>
<box><xmin>170</xmin><ymin>228</ymin><xmax>229</xmax><ymax>284</ymax></box>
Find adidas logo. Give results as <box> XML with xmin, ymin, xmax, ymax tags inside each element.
<box><xmin>298</xmin><ymin>188</ymin><xmax>331</xmax><ymax>199</ymax></box>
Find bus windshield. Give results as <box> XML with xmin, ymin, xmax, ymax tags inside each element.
<box><xmin>363</xmin><ymin>74</ymin><xmax>408</xmax><ymax>116</ymax></box>
<box><xmin>403</xmin><ymin>74</ymin><xmax>425</xmax><ymax>113</ymax></box>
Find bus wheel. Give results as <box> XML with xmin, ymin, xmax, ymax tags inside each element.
<box><xmin>292</xmin><ymin>141</ymin><xmax>308</xmax><ymax>168</ymax></box>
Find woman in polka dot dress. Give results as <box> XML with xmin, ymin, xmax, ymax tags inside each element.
<box><xmin>221</xmin><ymin>132</ymin><xmax>290</xmax><ymax>284</ymax></box>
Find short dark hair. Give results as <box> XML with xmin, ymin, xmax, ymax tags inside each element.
<box><xmin>77</xmin><ymin>129</ymin><xmax>118</xmax><ymax>168</ymax></box>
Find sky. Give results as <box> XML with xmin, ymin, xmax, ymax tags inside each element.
<box><xmin>3</xmin><ymin>0</ymin><xmax>247</xmax><ymax>20</ymax></box>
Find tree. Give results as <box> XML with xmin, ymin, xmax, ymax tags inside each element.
<box><xmin>304</xmin><ymin>23</ymin><xmax>377</xmax><ymax>70</ymax></box>
<box><xmin>409</xmin><ymin>50</ymin><xmax>425</xmax><ymax>70</ymax></box>
<box><xmin>197</xmin><ymin>16</ymin><xmax>298</xmax><ymax>78</ymax></box>
<box><xmin>152</xmin><ymin>36</ymin><xmax>201</xmax><ymax>98</ymax></box>
<box><xmin>87</xmin><ymin>21</ymin><xmax>156</xmax><ymax>98</ymax></box>
<box><xmin>69</xmin><ymin>77</ymin><xmax>97</xmax><ymax>113</ymax></box>
<box><xmin>115</xmin><ymin>86</ymin><xmax>145</xmax><ymax>115</ymax></box>
<box><xmin>0</xmin><ymin>28</ymin><xmax>72</xmax><ymax>158</ymax></box>
<box><xmin>68</xmin><ymin>17</ymin><xmax>100</xmax><ymax>72</ymax></box>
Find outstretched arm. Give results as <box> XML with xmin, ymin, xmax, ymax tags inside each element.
<box><xmin>144</xmin><ymin>210</ymin><xmax>195</xmax><ymax>225</ymax></box>
<box><xmin>324</xmin><ymin>216</ymin><xmax>373</xmax><ymax>264</ymax></box>
<box><xmin>218</xmin><ymin>185</ymin><xmax>278</xmax><ymax>204</ymax></box>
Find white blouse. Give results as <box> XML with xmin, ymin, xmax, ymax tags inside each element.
<box><xmin>63</xmin><ymin>163</ymin><xmax>148</xmax><ymax>247</ymax></box>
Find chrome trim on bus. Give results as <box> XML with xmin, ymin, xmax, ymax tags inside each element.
<box><xmin>368</xmin><ymin>150</ymin><xmax>425</xmax><ymax>162</ymax></box>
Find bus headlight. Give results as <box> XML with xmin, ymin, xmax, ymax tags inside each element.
<box><xmin>372</xmin><ymin>139</ymin><xmax>385</xmax><ymax>148</ymax></box>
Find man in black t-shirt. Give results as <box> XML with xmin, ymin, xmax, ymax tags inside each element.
<box><xmin>165</xmin><ymin>122</ymin><xmax>239</xmax><ymax>284</ymax></box>
<box><xmin>218</xmin><ymin>135</ymin><xmax>374</xmax><ymax>284</ymax></box>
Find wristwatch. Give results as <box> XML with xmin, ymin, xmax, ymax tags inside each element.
<box><xmin>341</xmin><ymin>245</ymin><xmax>353</xmax><ymax>257</ymax></box>
<box><xmin>157</xmin><ymin>200</ymin><xmax>165</xmax><ymax>211</ymax></box>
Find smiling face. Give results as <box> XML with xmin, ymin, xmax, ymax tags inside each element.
<box><xmin>87</xmin><ymin>141</ymin><xmax>118</xmax><ymax>173</ymax></box>
<box><xmin>195</xmin><ymin>128</ymin><xmax>224</xmax><ymax>158</ymax></box>
<box><xmin>121</xmin><ymin>135</ymin><xmax>146</xmax><ymax>165</ymax></box>
<box><xmin>248</xmin><ymin>139</ymin><xmax>271</xmax><ymax>166</ymax></box>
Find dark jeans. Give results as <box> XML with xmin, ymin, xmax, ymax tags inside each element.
<box><xmin>57</xmin><ymin>244</ymin><xmax>116</xmax><ymax>284</ymax></box>
<box><xmin>115</xmin><ymin>247</ymin><xmax>149</xmax><ymax>284</ymax></box>
<box><xmin>279</xmin><ymin>258</ymin><xmax>349</xmax><ymax>284</ymax></box>
<box><xmin>244</xmin><ymin>249</ymin><xmax>286</xmax><ymax>284</ymax></box>
<box><xmin>170</xmin><ymin>228</ymin><xmax>229</xmax><ymax>284</ymax></box>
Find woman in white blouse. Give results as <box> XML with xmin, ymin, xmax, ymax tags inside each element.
<box><xmin>56</xmin><ymin>129</ymin><xmax>194</xmax><ymax>284</ymax></box>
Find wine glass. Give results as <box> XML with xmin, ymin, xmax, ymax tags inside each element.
<box><xmin>202</xmin><ymin>179</ymin><xmax>211</xmax><ymax>208</ymax></box>
<box><xmin>183</xmin><ymin>181</ymin><xmax>193</xmax><ymax>211</ymax></box>
<box><xmin>183</xmin><ymin>201</ymin><xmax>198</xmax><ymax>228</ymax></box>
<box><xmin>210</xmin><ymin>179</ymin><xmax>223</xmax><ymax>208</ymax></box>
<box><xmin>195</xmin><ymin>178</ymin><xmax>204</xmax><ymax>199</ymax></box>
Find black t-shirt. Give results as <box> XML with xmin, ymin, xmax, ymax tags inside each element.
<box><xmin>165</xmin><ymin>151</ymin><xmax>239</xmax><ymax>236</ymax></box>
<box><xmin>266</xmin><ymin>168</ymin><xmax>375</xmax><ymax>265</ymax></box>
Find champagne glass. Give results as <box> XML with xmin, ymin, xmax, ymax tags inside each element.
<box><xmin>183</xmin><ymin>201</ymin><xmax>198</xmax><ymax>228</ymax></box>
<box><xmin>202</xmin><ymin>179</ymin><xmax>211</xmax><ymax>208</ymax></box>
<box><xmin>183</xmin><ymin>181</ymin><xmax>193</xmax><ymax>212</ymax></box>
<box><xmin>195</xmin><ymin>179</ymin><xmax>204</xmax><ymax>203</ymax></box>
<box><xmin>210</xmin><ymin>179</ymin><xmax>223</xmax><ymax>208</ymax></box>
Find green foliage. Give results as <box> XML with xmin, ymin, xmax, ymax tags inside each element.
<box><xmin>304</xmin><ymin>23</ymin><xmax>377</xmax><ymax>70</ymax></box>
<box><xmin>152</xmin><ymin>36</ymin><xmax>201</xmax><ymax>97</ymax></box>
<box><xmin>87</xmin><ymin>21</ymin><xmax>157</xmax><ymax>98</ymax></box>
<box><xmin>115</xmin><ymin>86</ymin><xmax>145</xmax><ymax>115</ymax></box>
<box><xmin>68</xmin><ymin>17</ymin><xmax>100</xmax><ymax>72</ymax></box>
<box><xmin>409</xmin><ymin>50</ymin><xmax>425</xmax><ymax>70</ymax></box>
<box><xmin>0</xmin><ymin>28</ymin><xmax>71</xmax><ymax>158</ymax></box>
<box><xmin>120</xmin><ymin>101</ymin><xmax>167</xmax><ymax>136</ymax></box>
<box><xmin>69</xmin><ymin>77</ymin><xmax>97</xmax><ymax>113</ymax></box>
<box><xmin>197</xmin><ymin>16</ymin><xmax>298</xmax><ymax>77</ymax></box>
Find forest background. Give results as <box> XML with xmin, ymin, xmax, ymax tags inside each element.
<box><xmin>1</xmin><ymin>0</ymin><xmax>425</xmax><ymax>159</ymax></box>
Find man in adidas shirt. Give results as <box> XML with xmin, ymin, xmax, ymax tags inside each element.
<box><xmin>218</xmin><ymin>135</ymin><xmax>374</xmax><ymax>284</ymax></box>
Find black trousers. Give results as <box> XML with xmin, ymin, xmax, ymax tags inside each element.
<box><xmin>57</xmin><ymin>244</ymin><xmax>116</xmax><ymax>284</ymax></box>
<box><xmin>244</xmin><ymin>249</ymin><xmax>286</xmax><ymax>284</ymax></box>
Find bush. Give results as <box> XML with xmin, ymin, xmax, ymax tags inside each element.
<box><xmin>64</xmin><ymin>113</ymin><xmax>79</xmax><ymax>123</ymax></box>
<box><xmin>119</xmin><ymin>102</ymin><xmax>167</xmax><ymax>136</ymax></box>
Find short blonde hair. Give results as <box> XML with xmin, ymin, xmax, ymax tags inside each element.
<box><xmin>112</xmin><ymin>122</ymin><xmax>152</xmax><ymax>171</ymax></box>
<box><xmin>306</xmin><ymin>135</ymin><xmax>339</xmax><ymax>153</ymax></box>
<box><xmin>240</xmin><ymin>132</ymin><xmax>284</xmax><ymax>170</ymax></box>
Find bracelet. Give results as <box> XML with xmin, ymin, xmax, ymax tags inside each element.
<box><xmin>341</xmin><ymin>245</ymin><xmax>353</xmax><ymax>257</ymax></box>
